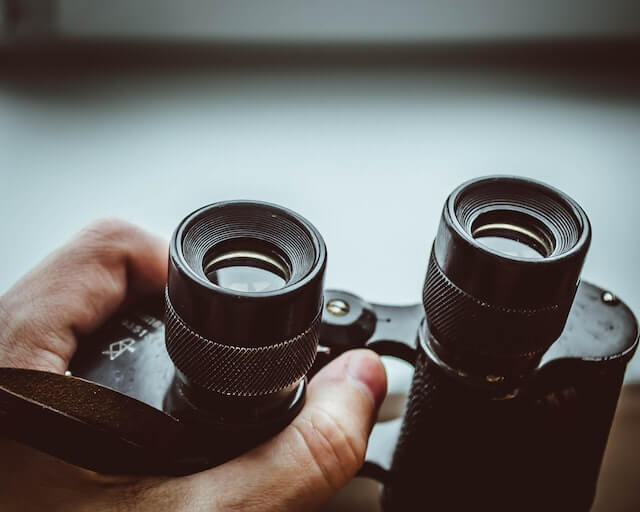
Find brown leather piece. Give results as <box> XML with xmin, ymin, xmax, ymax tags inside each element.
<box><xmin>593</xmin><ymin>383</ymin><xmax>640</xmax><ymax>511</ymax></box>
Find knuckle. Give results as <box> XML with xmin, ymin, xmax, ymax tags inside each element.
<box><xmin>78</xmin><ymin>217</ymin><xmax>135</xmax><ymax>247</ymax></box>
<box><xmin>62</xmin><ymin>219</ymin><xmax>133</xmax><ymax>316</ymax></box>
<box><xmin>291</xmin><ymin>406</ymin><xmax>366</xmax><ymax>493</ymax></box>
<box><xmin>72</xmin><ymin>217</ymin><xmax>137</xmax><ymax>266</ymax></box>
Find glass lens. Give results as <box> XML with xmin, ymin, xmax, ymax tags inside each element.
<box><xmin>204</xmin><ymin>250</ymin><xmax>289</xmax><ymax>292</ymax></box>
<box><xmin>475</xmin><ymin>235</ymin><xmax>545</xmax><ymax>259</ymax></box>
<box><xmin>207</xmin><ymin>265</ymin><xmax>286</xmax><ymax>292</ymax></box>
<box><xmin>472</xmin><ymin>221</ymin><xmax>551</xmax><ymax>260</ymax></box>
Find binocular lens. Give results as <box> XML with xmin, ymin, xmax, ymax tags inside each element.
<box><xmin>471</xmin><ymin>211</ymin><xmax>554</xmax><ymax>260</ymax></box>
<box><xmin>203</xmin><ymin>244</ymin><xmax>291</xmax><ymax>292</ymax></box>
<box><xmin>474</xmin><ymin>234</ymin><xmax>545</xmax><ymax>259</ymax></box>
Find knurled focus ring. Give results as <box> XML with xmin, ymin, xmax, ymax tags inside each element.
<box><xmin>423</xmin><ymin>249</ymin><xmax>565</xmax><ymax>357</ymax></box>
<box><xmin>164</xmin><ymin>290</ymin><xmax>321</xmax><ymax>397</ymax></box>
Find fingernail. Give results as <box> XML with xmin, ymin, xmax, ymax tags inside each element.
<box><xmin>347</xmin><ymin>350</ymin><xmax>387</xmax><ymax>407</ymax></box>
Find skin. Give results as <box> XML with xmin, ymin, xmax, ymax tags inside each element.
<box><xmin>0</xmin><ymin>219</ymin><xmax>387</xmax><ymax>511</ymax></box>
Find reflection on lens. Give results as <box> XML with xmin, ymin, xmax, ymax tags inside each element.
<box><xmin>472</xmin><ymin>221</ymin><xmax>552</xmax><ymax>260</ymax></box>
<box><xmin>475</xmin><ymin>235</ymin><xmax>545</xmax><ymax>259</ymax></box>
<box><xmin>208</xmin><ymin>266</ymin><xmax>286</xmax><ymax>292</ymax></box>
<box><xmin>204</xmin><ymin>250</ymin><xmax>290</xmax><ymax>292</ymax></box>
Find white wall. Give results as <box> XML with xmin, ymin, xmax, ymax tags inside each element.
<box><xmin>5</xmin><ymin>0</ymin><xmax>640</xmax><ymax>42</ymax></box>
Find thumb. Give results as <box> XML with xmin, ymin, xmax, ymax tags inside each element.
<box><xmin>187</xmin><ymin>349</ymin><xmax>387</xmax><ymax>511</ymax></box>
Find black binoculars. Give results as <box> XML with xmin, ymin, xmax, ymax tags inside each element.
<box><xmin>0</xmin><ymin>176</ymin><xmax>637</xmax><ymax>511</ymax></box>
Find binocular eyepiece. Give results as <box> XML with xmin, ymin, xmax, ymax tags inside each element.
<box><xmin>165</xmin><ymin>176</ymin><xmax>591</xmax><ymax>416</ymax></box>
<box><xmin>424</xmin><ymin>176</ymin><xmax>591</xmax><ymax>383</ymax></box>
<box><xmin>164</xmin><ymin>201</ymin><xmax>326</xmax><ymax>432</ymax></box>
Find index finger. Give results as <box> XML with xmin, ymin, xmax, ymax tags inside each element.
<box><xmin>0</xmin><ymin>218</ymin><xmax>168</xmax><ymax>372</ymax></box>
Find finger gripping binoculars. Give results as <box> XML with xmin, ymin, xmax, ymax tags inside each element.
<box><xmin>0</xmin><ymin>176</ymin><xmax>637</xmax><ymax>511</ymax></box>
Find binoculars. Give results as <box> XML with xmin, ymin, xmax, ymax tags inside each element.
<box><xmin>0</xmin><ymin>176</ymin><xmax>637</xmax><ymax>510</ymax></box>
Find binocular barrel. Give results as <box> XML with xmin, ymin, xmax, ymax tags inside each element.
<box><xmin>163</xmin><ymin>201</ymin><xmax>326</xmax><ymax>463</ymax></box>
<box><xmin>383</xmin><ymin>176</ymin><xmax>596</xmax><ymax>510</ymax></box>
<box><xmin>424</xmin><ymin>175</ymin><xmax>590</xmax><ymax>380</ymax></box>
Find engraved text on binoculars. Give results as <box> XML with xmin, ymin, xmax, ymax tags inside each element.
<box><xmin>102</xmin><ymin>338</ymin><xmax>137</xmax><ymax>361</ymax></box>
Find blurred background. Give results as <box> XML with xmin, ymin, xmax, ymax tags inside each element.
<box><xmin>1</xmin><ymin>1</ymin><xmax>640</xmax><ymax>510</ymax></box>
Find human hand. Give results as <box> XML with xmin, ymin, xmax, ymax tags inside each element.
<box><xmin>0</xmin><ymin>219</ymin><xmax>387</xmax><ymax>511</ymax></box>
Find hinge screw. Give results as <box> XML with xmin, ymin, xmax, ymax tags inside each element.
<box><xmin>326</xmin><ymin>299</ymin><xmax>350</xmax><ymax>316</ymax></box>
<box><xmin>601</xmin><ymin>291</ymin><xmax>619</xmax><ymax>306</ymax></box>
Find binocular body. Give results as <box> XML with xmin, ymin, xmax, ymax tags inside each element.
<box><xmin>0</xmin><ymin>176</ymin><xmax>637</xmax><ymax>510</ymax></box>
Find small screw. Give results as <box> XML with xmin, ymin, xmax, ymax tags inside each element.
<box><xmin>486</xmin><ymin>374</ymin><xmax>504</xmax><ymax>383</ymax></box>
<box><xmin>601</xmin><ymin>291</ymin><xmax>619</xmax><ymax>306</ymax></box>
<box><xmin>64</xmin><ymin>370</ymin><xmax>72</xmax><ymax>377</ymax></box>
<box><xmin>326</xmin><ymin>299</ymin><xmax>350</xmax><ymax>316</ymax></box>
